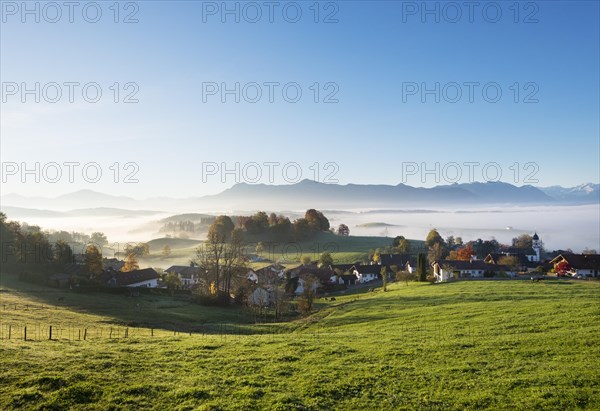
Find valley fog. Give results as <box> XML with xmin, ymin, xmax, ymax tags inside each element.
<box><xmin>5</xmin><ymin>204</ymin><xmax>598</xmax><ymax>253</ymax></box>
<box><xmin>340</xmin><ymin>204</ymin><xmax>599</xmax><ymax>252</ymax></box>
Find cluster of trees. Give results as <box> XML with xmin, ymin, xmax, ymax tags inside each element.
<box><xmin>238</xmin><ymin>212</ymin><xmax>293</xmax><ymax>241</ymax></box>
<box><xmin>117</xmin><ymin>242</ymin><xmax>150</xmax><ymax>272</ymax></box>
<box><xmin>336</xmin><ymin>224</ymin><xmax>350</xmax><ymax>236</ymax></box>
<box><xmin>237</xmin><ymin>209</ymin><xmax>331</xmax><ymax>242</ymax></box>
<box><xmin>45</xmin><ymin>230</ymin><xmax>107</xmax><ymax>248</ymax></box>
<box><xmin>392</xmin><ymin>235</ymin><xmax>412</xmax><ymax>253</ymax></box>
<box><xmin>0</xmin><ymin>214</ymin><xmax>109</xmax><ymax>285</ymax></box>
<box><xmin>1</xmin><ymin>213</ymin><xmax>74</xmax><ymax>278</ymax></box>
<box><xmin>160</xmin><ymin>220</ymin><xmax>197</xmax><ymax>234</ymax></box>
<box><xmin>423</xmin><ymin>230</ymin><xmax>541</xmax><ymax>264</ymax></box>
<box><xmin>159</xmin><ymin>216</ymin><xmax>218</xmax><ymax>236</ymax></box>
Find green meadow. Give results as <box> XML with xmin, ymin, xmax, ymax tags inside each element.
<box><xmin>1</xmin><ymin>274</ymin><xmax>599</xmax><ymax>410</ymax></box>
<box><xmin>139</xmin><ymin>232</ymin><xmax>418</xmax><ymax>268</ymax></box>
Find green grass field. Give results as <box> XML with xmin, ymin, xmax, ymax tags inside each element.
<box><xmin>1</xmin><ymin>274</ymin><xmax>599</xmax><ymax>410</ymax></box>
<box><xmin>140</xmin><ymin>232</ymin><xmax>419</xmax><ymax>269</ymax></box>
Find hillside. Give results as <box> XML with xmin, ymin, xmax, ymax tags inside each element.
<box><xmin>146</xmin><ymin>237</ymin><xmax>204</xmax><ymax>251</ymax></box>
<box><xmin>0</xmin><ymin>275</ymin><xmax>598</xmax><ymax>410</ymax></box>
<box><xmin>140</xmin><ymin>232</ymin><xmax>407</xmax><ymax>268</ymax></box>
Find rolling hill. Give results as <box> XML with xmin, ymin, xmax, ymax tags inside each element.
<box><xmin>0</xmin><ymin>275</ymin><xmax>598</xmax><ymax>410</ymax></box>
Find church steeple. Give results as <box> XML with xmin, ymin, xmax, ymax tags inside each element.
<box><xmin>532</xmin><ymin>232</ymin><xmax>541</xmax><ymax>262</ymax></box>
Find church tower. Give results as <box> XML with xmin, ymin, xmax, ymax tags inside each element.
<box><xmin>532</xmin><ymin>232</ymin><xmax>541</xmax><ymax>262</ymax></box>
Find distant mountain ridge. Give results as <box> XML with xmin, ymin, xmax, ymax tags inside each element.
<box><xmin>539</xmin><ymin>183</ymin><xmax>600</xmax><ymax>202</ymax></box>
<box><xmin>1</xmin><ymin>181</ymin><xmax>598</xmax><ymax>213</ymax></box>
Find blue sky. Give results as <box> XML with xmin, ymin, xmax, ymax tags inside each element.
<box><xmin>1</xmin><ymin>0</ymin><xmax>599</xmax><ymax>198</ymax></box>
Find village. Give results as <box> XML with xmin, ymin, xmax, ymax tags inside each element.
<box><xmin>46</xmin><ymin>230</ymin><xmax>600</xmax><ymax>310</ymax></box>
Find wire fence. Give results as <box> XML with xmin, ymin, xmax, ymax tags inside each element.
<box><xmin>0</xmin><ymin>299</ymin><xmax>333</xmax><ymax>343</ymax></box>
<box><xmin>0</xmin><ymin>321</ymin><xmax>331</xmax><ymax>343</ymax></box>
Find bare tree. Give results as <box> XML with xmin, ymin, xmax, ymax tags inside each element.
<box><xmin>195</xmin><ymin>223</ymin><xmax>247</xmax><ymax>302</ymax></box>
<box><xmin>297</xmin><ymin>275</ymin><xmax>317</xmax><ymax>315</ymax></box>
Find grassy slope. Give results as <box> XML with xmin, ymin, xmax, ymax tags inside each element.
<box><xmin>1</xmin><ymin>275</ymin><xmax>599</xmax><ymax>410</ymax></box>
<box><xmin>146</xmin><ymin>238</ymin><xmax>204</xmax><ymax>251</ymax></box>
<box><xmin>140</xmin><ymin>232</ymin><xmax>421</xmax><ymax>269</ymax></box>
<box><xmin>0</xmin><ymin>275</ymin><xmax>255</xmax><ymax>333</ymax></box>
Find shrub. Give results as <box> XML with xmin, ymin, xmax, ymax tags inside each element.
<box><xmin>396</xmin><ymin>271</ymin><xmax>416</xmax><ymax>284</ymax></box>
<box><xmin>297</xmin><ymin>289</ymin><xmax>315</xmax><ymax>315</ymax></box>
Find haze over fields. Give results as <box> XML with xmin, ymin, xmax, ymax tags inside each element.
<box><xmin>1</xmin><ymin>181</ymin><xmax>598</xmax><ymax>252</ymax></box>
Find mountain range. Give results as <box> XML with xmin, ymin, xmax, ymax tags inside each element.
<box><xmin>1</xmin><ymin>181</ymin><xmax>598</xmax><ymax>215</ymax></box>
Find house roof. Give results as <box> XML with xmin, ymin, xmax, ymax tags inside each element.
<box><xmin>297</xmin><ymin>267</ymin><xmax>335</xmax><ymax>283</ymax></box>
<box><xmin>166</xmin><ymin>265</ymin><xmax>204</xmax><ymax>278</ymax></box>
<box><xmin>280</xmin><ymin>262</ymin><xmax>303</xmax><ymax>271</ymax></box>
<box><xmin>379</xmin><ymin>254</ymin><xmax>414</xmax><ymax>267</ymax></box>
<box><xmin>329</xmin><ymin>264</ymin><xmax>356</xmax><ymax>273</ymax></box>
<box><xmin>63</xmin><ymin>263</ymin><xmax>88</xmax><ymax>276</ymax></box>
<box><xmin>255</xmin><ymin>264</ymin><xmax>285</xmax><ymax>275</ymax></box>
<box><xmin>352</xmin><ymin>264</ymin><xmax>384</xmax><ymax>275</ymax></box>
<box><xmin>503</xmin><ymin>246</ymin><xmax>536</xmax><ymax>256</ymax></box>
<box><xmin>111</xmin><ymin>268</ymin><xmax>160</xmax><ymax>286</ymax></box>
<box><xmin>549</xmin><ymin>254</ymin><xmax>600</xmax><ymax>270</ymax></box>
<box><xmin>442</xmin><ymin>260</ymin><xmax>488</xmax><ymax>270</ymax></box>
<box><xmin>484</xmin><ymin>253</ymin><xmax>532</xmax><ymax>266</ymax></box>
<box><xmin>443</xmin><ymin>260</ymin><xmax>514</xmax><ymax>272</ymax></box>
<box><xmin>103</xmin><ymin>258</ymin><xmax>125</xmax><ymax>271</ymax></box>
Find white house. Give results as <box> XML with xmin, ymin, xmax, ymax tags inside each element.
<box><xmin>432</xmin><ymin>262</ymin><xmax>452</xmax><ymax>282</ymax></box>
<box><xmin>352</xmin><ymin>265</ymin><xmax>382</xmax><ymax>284</ymax></box>
<box><xmin>434</xmin><ymin>260</ymin><xmax>516</xmax><ymax>281</ymax></box>
<box><xmin>165</xmin><ymin>265</ymin><xmax>204</xmax><ymax>287</ymax></box>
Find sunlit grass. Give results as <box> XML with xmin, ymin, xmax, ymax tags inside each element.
<box><xmin>1</xmin><ymin>275</ymin><xmax>598</xmax><ymax>410</ymax></box>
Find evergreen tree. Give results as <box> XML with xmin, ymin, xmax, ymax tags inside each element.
<box><xmin>417</xmin><ymin>252</ymin><xmax>427</xmax><ymax>282</ymax></box>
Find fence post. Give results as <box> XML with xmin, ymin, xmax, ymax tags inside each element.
<box><xmin>24</xmin><ymin>326</ymin><xmax>27</xmax><ymax>341</ymax></box>
<box><xmin>151</xmin><ymin>328</ymin><xmax>154</xmax><ymax>337</ymax></box>
<box><xmin>110</xmin><ymin>328</ymin><xmax>113</xmax><ymax>339</ymax></box>
<box><xmin>8</xmin><ymin>325</ymin><xmax>12</xmax><ymax>340</ymax></box>
<box><xmin>78</xmin><ymin>329</ymin><xmax>81</xmax><ymax>340</ymax></box>
<box><xmin>84</xmin><ymin>328</ymin><xmax>87</xmax><ymax>340</ymax></box>
<box><xmin>49</xmin><ymin>326</ymin><xmax>53</xmax><ymax>340</ymax></box>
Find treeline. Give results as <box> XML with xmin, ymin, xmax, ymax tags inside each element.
<box><xmin>0</xmin><ymin>212</ymin><xmax>75</xmax><ymax>280</ymax></box>
<box><xmin>0</xmin><ymin>213</ymin><xmax>119</xmax><ymax>284</ymax></box>
<box><xmin>158</xmin><ymin>210</ymin><xmax>332</xmax><ymax>242</ymax></box>
<box><xmin>159</xmin><ymin>216</ymin><xmax>217</xmax><ymax>235</ymax></box>
<box><xmin>375</xmin><ymin>229</ymin><xmax>542</xmax><ymax>265</ymax></box>
<box><xmin>237</xmin><ymin>209</ymin><xmax>330</xmax><ymax>242</ymax></box>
